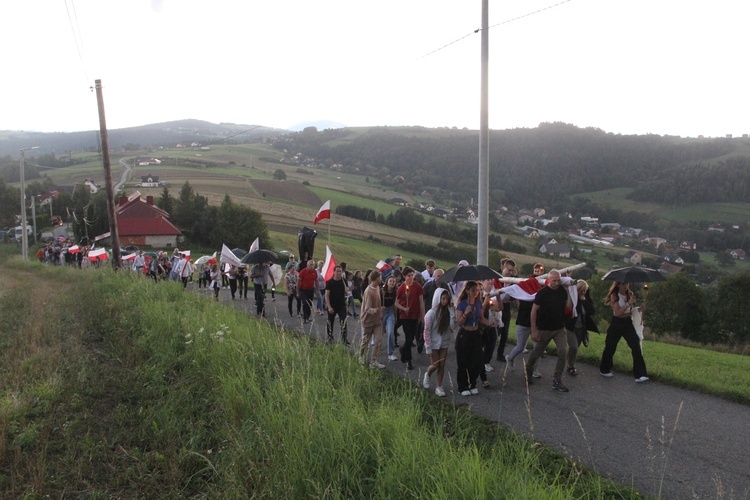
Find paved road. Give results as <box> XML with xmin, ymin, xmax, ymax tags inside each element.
<box><xmin>201</xmin><ymin>285</ymin><xmax>750</xmax><ymax>499</ymax></box>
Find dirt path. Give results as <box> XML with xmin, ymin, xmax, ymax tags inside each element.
<box><xmin>202</xmin><ymin>286</ymin><xmax>750</xmax><ymax>499</ymax></box>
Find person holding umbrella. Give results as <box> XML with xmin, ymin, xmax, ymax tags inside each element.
<box><xmin>599</xmin><ymin>281</ymin><xmax>649</xmax><ymax>383</ymax></box>
<box><xmin>455</xmin><ymin>280</ymin><xmax>488</xmax><ymax>395</ymax></box>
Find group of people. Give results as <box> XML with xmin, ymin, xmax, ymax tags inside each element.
<box><xmin>283</xmin><ymin>254</ymin><xmax>650</xmax><ymax>397</ymax></box>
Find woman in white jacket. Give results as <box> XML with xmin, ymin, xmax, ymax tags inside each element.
<box><xmin>422</xmin><ymin>288</ymin><xmax>456</xmax><ymax>397</ymax></box>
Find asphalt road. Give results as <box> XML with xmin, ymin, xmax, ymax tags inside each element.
<box><xmin>202</xmin><ymin>285</ymin><xmax>750</xmax><ymax>499</ymax></box>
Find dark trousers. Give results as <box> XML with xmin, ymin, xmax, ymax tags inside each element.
<box><xmin>600</xmin><ymin>317</ymin><xmax>647</xmax><ymax>378</ymax></box>
<box><xmin>254</xmin><ymin>282</ymin><xmax>265</xmax><ymax>315</ymax></box>
<box><xmin>399</xmin><ymin>318</ymin><xmax>419</xmax><ymax>363</ymax></box>
<box><xmin>288</xmin><ymin>293</ymin><xmax>301</xmax><ymax>316</ymax></box>
<box><xmin>229</xmin><ymin>278</ymin><xmax>238</xmax><ymax>299</ymax></box>
<box><xmin>456</xmin><ymin>328</ymin><xmax>483</xmax><ymax>392</ymax></box>
<box><xmin>239</xmin><ymin>276</ymin><xmax>249</xmax><ymax>298</ymax></box>
<box><xmin>497</xmin><ymin>309</ymin><xmax>511</xmax><ymax>359</ymax></box>
<box><xmin>300</xmin><ymin>289</ymin><xmax>315</xmax><ymax>321</ymax></box>
<box><xmin>327</xmin><ymin>306</ymin><xmax>348</xmax><ymax>343</ymax></box>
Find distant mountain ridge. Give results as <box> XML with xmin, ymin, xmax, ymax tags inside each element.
<box><xmin>0</xmin><ymin>119</ymin><xmax>287</xmax><ymax>156</ymax></box>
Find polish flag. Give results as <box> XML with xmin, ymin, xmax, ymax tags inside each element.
<box><xmin>249</xmin><ymin>237</ymin><xmax>259</xmax><ymax>253</ymax></box>
<box><xmin>89</xmin><ymin>247</ymin><xmax>108</xmax><ymax>261</ymax></box>
<box><xmin>313</xmin><ymin>200</ymin><xmax>331</xmax><ymax>225</ymax></box>
<box><xmin>376</xmin><ymin>260</ymin><xmax>391</xmax><ymax>272</ymax></box>
<box><xmin>321</xmin><ymin>245</ymin><xmax>337</xmax><ymax>282</ymax></box>
<box><xmin>67</xmin><ymin>245</ymin><xmax>80</xmax><ymax>254</ymax></box>
<box><xmin>122</xmin><ymin>253</ymin><xmax>136</xmax><ymax>261</ymax></box>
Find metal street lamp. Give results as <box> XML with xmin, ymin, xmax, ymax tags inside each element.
<box><xmin>19</xmin><ymin>146</ymin><xmax>38</xmax><ymax>261</ymax></box>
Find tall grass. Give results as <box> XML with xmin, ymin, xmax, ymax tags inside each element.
<box><xmin>0</xmin><ymin>261</ymin><xmax>634</xmax><ymax>497</ymax></box>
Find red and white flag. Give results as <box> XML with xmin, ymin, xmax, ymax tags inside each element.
<box><xmin>249</xmin><ymin>237</ymin><xmax>260</xmax><ymax>253</ymax></box>
<box><xmin>122</xmin><ymin>253</ymin><xmax>136</xmax><ymax>261</ymax></box>
<box><xmin>321</xmin><ymin>245</ymin><xmax>337</xmax><ymax>282</ymax></box>
<box><xmin>89</xmin><ymin>247</ymin><xmax>108</xmax><ymax>261</ymax></box>
<box><xmin>67</xmin><ymin>245</ymin><xmax>80</xmax><ymax>254</ymax></box>
<box><xmin>376</xmin><ymin>260</ymin><xmax>391</xmax><ymax>272</ymax></box>
<box><xmin>313</xmin><ymin>200</ymin><xmax>331</xmax><ymax>225</ymax></box>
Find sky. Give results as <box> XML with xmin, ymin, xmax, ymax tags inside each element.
<box><xmin>2</xmin><ymin>0</ymin><xmax>748</xmax><ymax>138</ymax></box>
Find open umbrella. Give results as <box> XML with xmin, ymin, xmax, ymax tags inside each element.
<box><xmin>194</xmin><ymin>255</ymin><xmax>213</xmax><ymax>266</ymax></box>
<box><xmin>602</xmin><ymin>266</ymin><xmax>665</xmax><ymax>283</ymax></box>
<box><xmin>143</xmin><ymin>251</ymin><xmax>158</xmax><ymax>258</ymax></box>
<box><xmin>231</xmin><ymin>248</ymin><xmax>247</xmax><ymax>259</ymax></box>
<box><xmin>441</xmin><ymin>264</ymin><xmax>501</xmax><ymax>283</ymax></box>
<box><xmin>241</xmin><ymin>249</ymin><xmax>278</xmax><ymax>265</ymax></box>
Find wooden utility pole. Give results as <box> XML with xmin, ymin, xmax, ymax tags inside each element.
<box><xmin>95</xmin><ymin>79</ymin><xmax>122</xmax><ymax>269</ymax></box>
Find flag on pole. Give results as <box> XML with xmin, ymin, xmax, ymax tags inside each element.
<box><xmin>67</xmin><ymin>245</ymin><xmax>80</xmax><ymax>254</ymax></box>
<box><xmin>88</xmin><ymin>247</ymin><xmax>108</xmax><ymax>261</ymax></box>
<box><xmin>220</xmin><ymin>244</ymin><xmax>242</xmax><ymax>266</ymax></box>
<box><xmin>313</xmin><ymin>200</ymin><xmax>331</xmax><ymax>225</ymax></box>
<box><xmin>249</xmin><ymin>237</ymin><xmax>260</xmax><ymax>253</ymax></box>
<box><xmin>321</xmin><ymin>245</ymin><xmax>337</xmax><ymax>282</ymax></box>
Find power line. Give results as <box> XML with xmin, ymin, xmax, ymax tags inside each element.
<box><xmin>63</xmin><ymin>0</ymin><xmax>91</xmax><ymax>87</ymax></box>
<box><xmin>418</xmin><ymin>0</ymin><xmax>573</xmax><ymax>60</ymax></box>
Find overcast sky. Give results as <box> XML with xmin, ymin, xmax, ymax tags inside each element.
<box><xmin>2</xmin><ymin>0</ymin><xmax>748</xmax><ymax>137</ymax></box>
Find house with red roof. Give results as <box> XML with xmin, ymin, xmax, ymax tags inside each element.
<box><xmin>116</xmin><ymin>191</ymin><xmax>181</xmax><ymax>248</ymax></box>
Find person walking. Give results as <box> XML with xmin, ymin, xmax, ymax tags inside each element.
<box><xmin>297</xmin><ymin>259</ymin><xmax>318</xmax><ymax>323</ymax></box>
<box><xmin>422</xmin><ymin>288</ymin><xmax>456</xmax><ymax>397</ymax></box>
<box><xmin>325</xmin><ymin>265</ymin><xmax>350</xmax><ymax>345</ymax></box>
<box><xmin>358</xmin><ymin>270</ymin><xmax>385</xmax><ymax>368</ymax></box>
<box><xmin>209</xmin><ymin>264</ymin><xmax>221</xmax><ymax>301</ymax></box>
<box><xmin>455</xmin><ymin>281</ymin><xmax>487</xmax><ymax>396</ymax></box>
<box><xmin>250</xmin><ymin>262</ymin><xmax>271</xmax><ymax>316</ymax></box>
<box><xmin>563</xmin><ymin>280</ymin><xmax>598</xmax><ymax>376</ymax></box>
<box><xmin>285</xmin><ymin>265</ymin><xmax>301</xmax><ymax>317</ymax></box>
<box><xmin>395</xmin><ymin>267</ymin><xmax>425</xmax><ymax>371</ymax></box>
<box><xmin>227</xmin><ymin>264</ymin><xmax>239</xmax><ymax>299</ymax></box>
<box><xmin>381</xmin><ymin>275</ymin><xmax>399</xmax><ymax>361</ymax></box>
<box><xmin>237</xmin><ymin>264</ymin><xmax>249</xmax><ymax>299</ymax></box>
<box><xmin>599</xmin><ymin>281</ymin><xmax>649</xmax><ymax>383</ymax></box>
<box><xmin>525</xmin><ymin>270</ymin><xmax>573</xmax><ymax>393</ymax></box>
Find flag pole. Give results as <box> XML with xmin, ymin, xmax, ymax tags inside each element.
<box><xmin>327</xmin><ymin>216</ymin><xmax>331</xmax><ymax>246</ymax></box>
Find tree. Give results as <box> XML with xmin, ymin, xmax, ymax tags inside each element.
<box><xmin>273</xmin><ymin>169</ymin><xmax>287</xmax><ymax>181</ymax></box>
<box><xmin>710</xmin><ymin>272</ymin><xmax>750</xmax><ymax>344</ymax></box>
<box><xmin>157</xmin><ymin>186</ymin><xmax>174</xmax><ymax>215</ymax></box>
<box><xmin>212</xmin><ymin>195</ymin><xmax>268</xmax><ymax>249</ymax></box>
<box><xmin>643</xmin><ymin>272</ymin><xmax>707</xmax><ymax>341</ymax></box>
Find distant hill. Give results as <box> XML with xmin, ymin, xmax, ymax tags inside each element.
<box><xmin>273</xmin><ymin>122</ymin><xmax>750</xmax><ymax>208</ymax></box>
<box><xmin>287</xmin><ymin>120</ymin><xmax>347</xmax><ymax>132</ymax></box>
<box><xmin>0</xmin><ymin>119</ymin><xmax>288</xmax><ymax>157</ymax></box>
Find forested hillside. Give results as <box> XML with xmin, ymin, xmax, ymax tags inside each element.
<box><xmin>275</xmin><ymin>123</ymin><xmax>743</xmax><ymax>208</ymax></box>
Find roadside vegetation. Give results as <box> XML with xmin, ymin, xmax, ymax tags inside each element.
<box><xmin>0</xmin><ymin>257</ymin><xmax>635</xmax><ymax>498</ymax></box>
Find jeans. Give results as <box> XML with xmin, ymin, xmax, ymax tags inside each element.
<box><xmin>327</xmin><ymin>305</ymin><xmax>349</xmax><ymax>343</ymax></box>
<box><xmin>288</xmin><ymin>293</ymin><xmax>301</xmax><ymax>316</ymax></box>
<box><xmin>455</xmin><ymin>328</ymin><xmax>482</xmax><ymax>392</ymax></box>
<box><xmin>399</xmin><ymin>318</ymin><xmax>419</xmax><ymax>363</ymax></box>
<box><xmin>300</xmin><ymin>289</ymin><xmax>315</xmax><ymax>321</ymax></box>
<box><xmin>600</xmin><ymin>317</ymin><xmax>647</xmax><ymax>378</ymax></box>
<box><xmin>382</xmin><ymin>307</ymin><xmax>395</xmax><ymax>356</ymax></box>
<box><xmin>315</xmin><ymin>288</ymin><xmax>324</xmax><ymax>312</ymax></box>
<box><xmin>253</xmin><ymin>282</ymin><xmax>265</xmax><ymax>315</ymax></box>
<box><xmin>566</xmin><ymin>328</ymin><xmax>579</xmax><ymax>369</ymax></box>
<box><xmin>506</xmin><ymin>325</ymin><xmax>531</xmax><ymax>363</ymax></box>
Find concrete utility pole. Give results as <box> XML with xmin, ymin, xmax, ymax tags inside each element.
<box><xmin>477</xmin><ymin>0</ymin><xmax>490</xmax><ymax>265</ymax></box>
<box><xmin>94</xmin><ymin>79</ymin><xmax>122</xmax><ymax>270</ymax></box>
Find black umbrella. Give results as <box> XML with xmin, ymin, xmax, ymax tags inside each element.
<box><xmin>231</xmin><ymin>247</ymin><xmax>247</xmax><ymax>259</ymax></box>
<box><xmin>241</xmin><ymin>249</ymin><xmax>278</xmax><ymax>265</ymax></box>
<box><xmin>602</xmin><ymin>266</ymin><xmax>665</xmax><ymax>283</ymax></box>
<box><xmin>440</xmin><ymin>264</ymin><xmax>501</xmax><ymax>283</ymax></box>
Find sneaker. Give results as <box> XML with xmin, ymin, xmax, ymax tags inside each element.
<box><xmin>460</xmin><ymin>390</ymin><xmax>471</xmax><ymax>396</ymax></box>
<box><xmin>567</xmin><ymin>367</ymin><xmax>578</xmax><ymax>376</ymax></box>
<box><xmin>470</xmin><ymin>388</ymin><xmax>479</xmax><ymax>395</ymax></box>
<box><xmin>370</xmin><ymin>361</ymin><xmax>386</xmax><ymax>369</ymax></box>
<box><xmin>552</xmin><ymin>379</ymin><xmax>569</xmax><ymax>392</ymax></box>
<box><xmin>388</xmin><ymin>354</ymin><xmax>398</xmax><ymax>361</ymax></box>
<box><xmin>532</xmin><ymin>370</ymin><xmax>541</xmax><ymax>379</ymax></box>
<box><xmin>635</xmin><ymin>376</ymin><xmax>649</xmax><ymax>383</ymax></box>
<box><xmin>435</xmin><ymin>386</ymin><xmax>446</xmax><ymax>397</ymax></box>
<box><xmin>484</xmin><ymin>363</ymin><xmax>494</xmax><ymax>372</ymax></box>
<box><xmin>406</xmin><ymin>362</ymin><xmax>414</xmax><ymax>371</ymax></box>
<box><xmin>422</xmin><ymin>373</ymin><xmax>431</xmax><ymax>389</ymax></box>
<box><xmin>600</xmin><ymin>371</ymin><xmax>614</xmax><ymax>378</ymax></box>
<box><xmin>522</xmin><ymin>348</ymin><xmax>529</xmax><ymax>354</ymax></box>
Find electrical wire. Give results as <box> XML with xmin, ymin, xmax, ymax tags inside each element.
<box><xmin>418</xmin><ymin>0</ymin><xmax>573</xmax><ymax>60</ymax></box>
<box><xmin>63</xmin><ymin>0</ymin><xmax>92</xmax><ymax>88</ymax></box>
